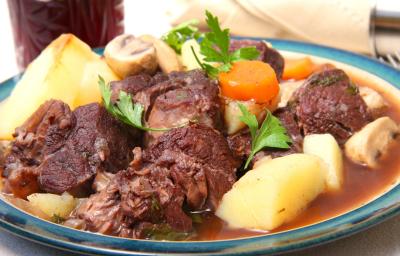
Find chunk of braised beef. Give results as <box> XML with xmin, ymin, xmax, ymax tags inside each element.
<box><xmin>110</xmin><ymin>73</ymin><xmax>168</xmax><ymax>103</ymax></box>
<box><xmin>37</xmin><ymin>103</ymin><xmax>137</xmax><ymax>195</ymax></box>
<box><xmin>292</xmin><ymin>69</ymin><xmax>371</xmax><ymax>144</ymax></box>
<box><xmin>3</xmin><ymin>100</ymin><xmax>75</xmax><ymax>198</ymax></box>
<box><xmin>3</xmin><ymin>101</ymin><xmax>138</xmax><ymax>198</ymax></box>
<box><xmin>145</xmin><ymin>125</ymin><xmax>240</xmax><ymax>210</ymax></box>
<box><xmin>11</xmin><ymin>100</ymin><xmax>75</xmax><ymax>166</ymax></box>
<box><xmin>109</xmin><ymin>70</ymin><xmax>224</xmax><ymax>145</ymax></box>
<box><xmin>229</xmin><ymin>39</ymin><xmax>284</xmax><ymax>79</ymax></box>
<box><xmin>69</xmin><ymin>124</ymin><xmax>240</xmax><ymax>239</ymax></box>
<box><xmin>142</xmin><ymin>70</ymin><xmax>223</xmax><ymax>144</ymax></box>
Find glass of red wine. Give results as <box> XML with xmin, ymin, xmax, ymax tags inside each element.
<box><xmin>7</xmin><ymin>0</ymin><xmax>124</xmax><ymax>70</ymax></box>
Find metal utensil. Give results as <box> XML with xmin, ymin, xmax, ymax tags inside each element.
<box><xmin>371</xmin><ymin>0</ymin><xmax>400</xmax><ymax>56</ymax></box>
<box><xmin>379</xmin><ymin>51</ymin><xmax>400</xmax><ymax>69</ymax></box>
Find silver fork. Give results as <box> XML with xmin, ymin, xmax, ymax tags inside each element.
<box><xmin>378</xmin><ymin>51</ymin><xmax>400</xmax><ymax>70</ymax></box>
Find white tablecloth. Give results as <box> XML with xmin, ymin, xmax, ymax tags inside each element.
<box><xmin>0</xmin><ymin>1</ymin><xmax>399</xmax><ymax>255</ymax></box>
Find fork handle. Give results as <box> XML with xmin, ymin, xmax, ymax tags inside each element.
<box><xmin>372</xmin><ymin>0</ymin><xmax>400</xmax><ymax>55</ymax></box>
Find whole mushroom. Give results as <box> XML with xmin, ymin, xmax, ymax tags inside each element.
<box><xmin>104</xmin><ymin>34</ymin><xmax>158</xmax><ymax>78</ymax></box>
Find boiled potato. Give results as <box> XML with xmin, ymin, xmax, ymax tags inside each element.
<box><xmin>303</xmin><ymin>134</ymin><xmax>343</xmax><ymax>191</ymax></box>
<box><xmin>0</xmin><ymin>34</ymin><xmax>119</xmax><ymax>140</ymax></box>
<box><xmin>181</xmin><ymin>39</ymin><xmax>204</xmax><ymax>71</ymax></box>
<box><xmin>216</xmin><ymin>154</ymin><xmax>327</xmax><ymax>231</ymax></box>
<box><xmin>76</xmin><ymin>58</ymin><xmax>120</xmax><ymax>106</ymax></box>
<box><xmin>27</xmin><ymin>192</ymin><xmax>78</xmax><ymax>219</ymax></box>
<box><xmin>278</xmin><ymin>80</ymin><xmax>304</xmax><ymax>108</ymax></box>
<box><xmin>224</xmin><ymin>97</ymin><xmax>278</xmax><ymax>135</ymax></box>
<box><xmin>3</xmin><ymin>194</ymin><xmax>50</xmax><ymax>221</ymax></box>
<box><xmin>224</xmin><ymin>99</ymin><xmax>266</xmax><ymax>135</ymax></box>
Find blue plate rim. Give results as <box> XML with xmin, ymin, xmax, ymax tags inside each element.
<box><xmin>0</xmin><ymin>37</ymin><xmax>399</xmax><ymax>255</ymax></box>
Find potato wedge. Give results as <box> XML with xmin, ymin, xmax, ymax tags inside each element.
<box><xmin>181</xmin><ymin>39</ymin><xmax>204</xmax><ymax>71</ymax></box>
<box><xmin>224</xmin><ymin>99</ymin><xmax>266</xmax><ymax>135</ymax></box>
<box><xmin>0</xmin><ymin>34</ymin><xmax>119</xmax><ymax>140</ymax></box>
<box><xmin>3</xmin><ymin>194</ymin><xmax>50</xmax><ymax>221</ymax></box>
<box><xmin>76</xmin><ymin>58</ymin><xmax>120</xmax><ymax>106</ymax></box>
<box><xmin>278</xmin><ymin>80</ymin><xmax>304</xmax><ymax>108</ymax></box>
<box><xmin>27</xmin><ymin>192</ymin><xmax>78</xmax><ymax>219</ymax></box>
<box><xmin>303</xmin><ymin>134</ymin><xmax>344</xmax><ymax>191</ymax></box>
<box><xmin>216</xmin><ymin>154</ymin><xmax>327</xmax><ymax>231</ymax></box>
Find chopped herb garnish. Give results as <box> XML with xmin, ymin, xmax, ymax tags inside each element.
<box><xmin>309</xmin><ymin>73</ymin><xmax>346</xmax><ymax>87</ymax></box>
<box><xmin>51</xmin><ymin>214</ymin><xmax>65</xmax><ymax>224</ymax></box>
<box><xmin>142</xmin><ymin>224</ymin><xmax>194</xmax><ymax>241</ymax></box>
<box><xmin>99</xmin><ymin>76</ymin><xmax>179</xmax><ymax>132</ymax></box>
<box><xmin>192</xmin><ymin>11</ymin><xmax>260</xmax><ymax>78</ymax></box>
<box><xmin>162</xmin><ymin>19</ymin><xmax>202</xmax><ymax>54</ymax></box>
<box><xmin>238</xmin><ymin>103</ymin><xmax>292</xmax><ymax>169</ymax></box>
<box><xmin>346</xmin><ymin>82</ymin><xmax>359</xmax><ymax>95</ymax></box>
<box><xmin>151</xmin><ymin>195</ymin><xmax>161</xmax><ymax>212</ymax></box>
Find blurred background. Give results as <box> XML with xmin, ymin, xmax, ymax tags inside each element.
<box><xmin>1</xmin><ymin>0</ymin><xmax>400</xmax><ymax>82</ymax></box>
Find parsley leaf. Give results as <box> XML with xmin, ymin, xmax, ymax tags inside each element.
<box><xmin>162</xmin><ymin>19</ymin><xmax>202</xmax><ymax>54</ymax></box>
<box><xmin>98</xmin><ymin>76</ymin><xmax>171</xmax><ymax>132</ymax></box>
<box><xmin>238</xmin><ymin>103</ymin><xmax>292</xmax><ymax>169</ymax></box>
<box><xmin>192</xmin><ymin>10</ymin><xmax>260</xmax><ymax>78</ymax></box>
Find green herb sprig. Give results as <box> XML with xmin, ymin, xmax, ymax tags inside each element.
<box><xmin>98</xmin><ymin>76</ymin><xmax>170</xmax><ymax>132</ymax></box>
<box><xmin>162</xmin><ymin>19</ymin><xmax>202</xmax><ymax>54</ymax></box>
<box><xmin>192</xmin><ymin>11</ymin><xmax>260</xmax><ymax>78</ymax></box>
<box><xmin>238</xmin><ymin>103</ymin><xmax>292</xmax><ymax>169</ymax></box>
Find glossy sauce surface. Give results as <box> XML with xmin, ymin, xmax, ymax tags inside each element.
<box><xmin>194</xmin><ymin>74</ymin><xmax>400</xmax><ymax>241</ymax></box>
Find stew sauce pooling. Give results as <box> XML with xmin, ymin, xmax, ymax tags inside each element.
<box><xmin>195</xmin><ymin>74</ymin><xmax>400</xmax><ymax>240</ymax></box>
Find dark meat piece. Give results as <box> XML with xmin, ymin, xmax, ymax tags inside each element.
<box><xmin>110</xmin><ymin>73</ymin><xmax>168</xmax><ymax>103</ymax></box>
<box><xmin>11</xmin><ymin>100</ymin><xmax>75</xmax><ymax>166</ymax></box>
<box><xmin>293</xmin><ymin>69</ymin><xmax>371</xmax><ymax>144</ymax></box>
<box><xmin>67</xmin><ymin>103</ymin><xmax>135</xmax><ymax>174</ymax></box>
<box><xmin>229</xmin><ymin>39</ymin><xmax>285</xmax><ymax>79</ymax></box>
<box><xmin>143</xmin><ymin>70</ymin><xmax>223</xmax><ymax>143</ymax></box>
<box><xmin>70</xmin><ymin>125</ymin><xmax>240</xmax><ymax>239</ymax></box>
<box><xmin>67</xmin><ymin>175</ymin><xmax>135</xmax><ymax>237</ymax></box>
<box><xmin>227</xmin><ymin>107</ymin><xmax>303</xmax><ymax>165</ymax></box>
<box><xmin>110</xmin><ymin>70</ymin><xmax>223</xmax><ymax>145</ymax></box>
<box><xmin>3</xmin><ymin>101</ymin><xmax>137</xmax><ymax>198</ymax></box>
<box><xmin>146</xmin><ymin>81</ymin><xmax>223</xmax><ymax>142</ymax></box>
<box><xmin>92</xmin><ymin>171</ymin><xmax>115</xmax><ymax>192</ymax></box>
<box><xmin>37</xmin><ymin>149</ymin><xmax>92</xmax><ymax>196</ymax></box>
<box><xmin>146</xmin><ymin>125</ymin><xmax>240</xmax><ymax>210</ymax></box>
<box><xmin>38</xmin><ymin>103</ymin><xmax>136</xmax><ymax>195</ymax></box>
<box><xmin>3</xmin><ymin>100</ymin><xmax>75</xmax><ymax>198</ymax></box>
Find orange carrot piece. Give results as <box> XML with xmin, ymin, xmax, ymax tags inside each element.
<box><xmin>219</xmin><ymin>60</ymin><xmax>279</xmax><ymax>103</ymax></box>
<box><xmin>282</xmin><ymin>57</ymin><xmax>315</xmax><ymax>80</ymax></box>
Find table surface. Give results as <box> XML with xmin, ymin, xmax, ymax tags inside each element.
<box><xmin>0</xmin><ymin>1</ymin><xmax>399</xmax><ymax>256</ymax></box>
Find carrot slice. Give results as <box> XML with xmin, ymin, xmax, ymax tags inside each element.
<box><xmin>283</xmin><ymin>57</ymin><xmax>315</xmax><ymax>80</ymax></box>
<box><xmin>219</xmin><ymin>60</ymin><xmax>279</xmax><ymax>103</ymax></box>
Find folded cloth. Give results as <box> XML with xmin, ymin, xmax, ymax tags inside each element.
<box><xmin>165</xmin><ymin>0</ymin><xmax>375</xmax><ymax>54</ymax></box>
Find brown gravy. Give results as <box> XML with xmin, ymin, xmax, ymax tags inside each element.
<box><xmin>194</xmin><ymin>74</ymin><xmax>400</xmax><ymax>241</ymax></box>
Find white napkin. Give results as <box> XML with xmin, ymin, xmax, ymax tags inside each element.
<box><xmin>165</xmin><ymin>0</ymin><xmax>375</xmax><ymax>54</ymax></box>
